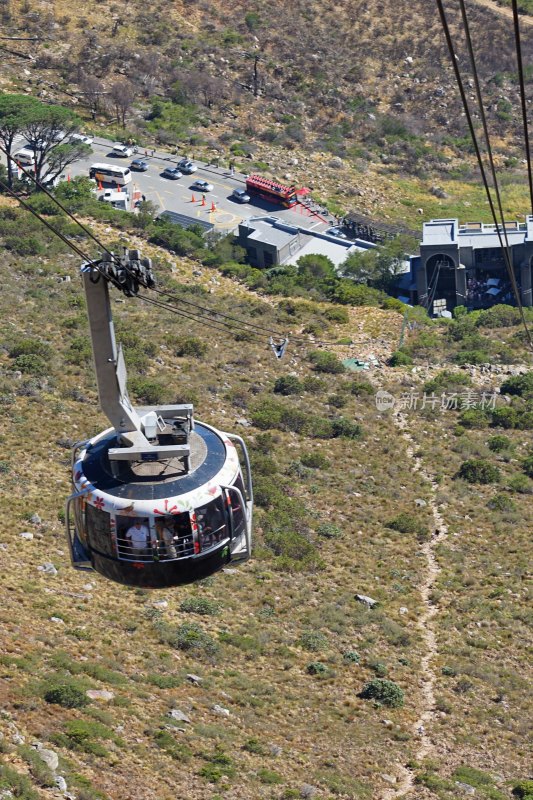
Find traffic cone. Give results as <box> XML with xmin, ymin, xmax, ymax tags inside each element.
<box><xmin>98</xmin><ymin>181</ymin><xmax>103</xmax><ymax>190</ymax></box>
<box><xmin>210</xmin><ymin>201</ymin><xmax>216</xmax><ymax>212</ymax></box>
<box><xmin>117</xmin><ymin>184</ymin><xmax>121</xmax><ymax>192</ymax></box>
<box><xmin>191</xmin><ymin>194</ymin><xmax>196</xmax><ymax>203</ymax></box>
<box><xmin>200</xmin><ymin>195</ymin><xmax>206</xmax><ymax>206</ymax></box>
<box><xmin>67</xmin><ymin>173</ymin><xmax>71</xmax><ymax>182</ymax></box>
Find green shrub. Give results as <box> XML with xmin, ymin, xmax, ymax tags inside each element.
<box><xmin>423</xmin><ymin>369</ymin><xmax>471</xmax><ymax>394</ymax></box>
<box><xmin>156</xmin><ymin>621</ymin><xmax>219</xmax><ymax>658</ymax></box>
<box><xmin>454</xmin><ymin>349</ymin><xmax>491</xmax><ymax>365</ymax></box>
<box><xmin>11</xmin><ymin>354</ymin><xmax>48</xmax><ymax>376</ymax></box>
<box><xmin>43</xmin><ymin>681</ymin><xmax>89</xmax><ymax>708</ymax></box>
<box><xmin>251</xmin><ymin>398</ymin><xmax>308</xmax><ymax>433</ymax></box>
<box><xmin>343</xmin><ymin>650</ymin><xmax>361</xmax><ymax>663</ymax></box>
<box><xmin>257</xmin><ymin>768</ymin><xmax>283</xmax><ymax>784</ymax></box>
<box><xmin>179</xmin><ymin>597</ymin><xmax>219</xmax><ymax>616</ymax></box>
<box><xmin>331</xmin><ymin>417</ymin><xmax>363</xmax><ymax>439</ymax></box>
<box><xmin>359</xmin><ymin>678</ymin><xmax>404</xmax><ymax>707</ymax></box>
<box><xmin>487</xmin><ymin>434</ymin><xmax>513</xmax><ymax>452</ymax></box>
<box><xmin>323</xmin><ymin>305</ymin><xmax>349</xmax><ymax>323</ymax></box>
<box><xmin>306</xmin><ymin>661</ymin><xmax>328</xmax><ymax>675</ymax></box>
<box><xmin>8</xmin><ymin>338</ymin><xmax>52</xmax><ymax>360</ymax></box>
<box><xmin>153</xmin><ymin>730</ymin><xmax>192</xmax><ymax>760</ymax></box>
<box><xmin>456</xmin><ymin>459</ymin><xmax>501</xmax><ymax>484</ymax></box>
<box><xmin>459</xmin><ymin>408</ymin><xmax>490</xmax><ymax>429</ymax></box>
<box><xmin>523</xmin><ymin>455</ymin><xmax>533</xmax><ymax>478</ymax></box>
<box><xmin>507</xmin><ymin>474</ymin><xmax>533</xmax><ymax>494</ymax></box>
<box><xmin>308</xmin><ymin>350</ymin><xmax>345</xmax><ymax>374</ymax></box>
<box><xmin>348</xmin><ymin>377</ymin><xmax>374</xmax><ymax>395</ymax></box>
<box><xmin>476</xmin><ymin>304</ymin><xmax>521</xmax><ymax>328</ymax></box>
<box><xmin>512</xmin><ymin>779</ymin><xmax>533</xmax><ymax>799</ymax></box>
<box><xmin>174</xmin><ymin>336</ymin><xmax>208</xmax><ymax>358</ymax></box>
<box><xmin>316</xmin><ymin>522</ymin><xmax>342</xmax><ymax>539</ymax></box>
<box><xmin>368</xmin><ymin>660</ymin><xmax>388</xmax><ymax>677</ymax></box>
<box><xmin>198</xmin><ymin>749</ymin><xmax>236</xmax><ymax>783</ymax></box>
<box><xmin>243</xmin><ymin>738</ymin><xmax>266</xmax><ymax>755</ymax></box>
<box><xmin>388</xmin><ymin>350</ymin><xmax>413</xmax><ymax>367</ymax></box>
<box><xmin>487</xmin><ymin>494</ymin><xmax>516</xmax><ymax>512</ymax></box>
<box><xmin>273</xmin><ymin>375</ymin><xmax>303</xmax><ymax>395</ymax></box>
<box><xmin>386</xmin><ymin>512</ymin><xmax>427</xmax><ymax>538</ymax></box>
<box><xmin>500</xmin><ymin>373</ymin><xmax>533</xmax><ymax>398</ymax></box>
<box><xmin>128</xmin><ymin>377</ymin><xmax>168</xmax><ymax>404</ymax></box>
<box><xmin>301</xmin><ymin>451</ymin><xmax>330</xmax><ymax>469</ymax></box>
<box><xmin>0</xmin><ymin>763</ymin><xmax>39</xmax><ymax>800</ymax></box>
<box><xmin>491</xmin><ymin>406</ymin><xmax>519</xmax><ymax>429</ymax></box>
<box><xmin>299</xmin><ymin>630</ymin><xmax>328</xmax><ymax>651</ymax></box>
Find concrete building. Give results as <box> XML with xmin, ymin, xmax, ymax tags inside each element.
<box><xmin>236</xmin><ymin>216</ymin><xmax>373</xmax><ymax>270</ymax></box>
<box><xmin>416</xmin><ymin>217</ymin><xmax>533</xmax><ymax>312</ymax></box>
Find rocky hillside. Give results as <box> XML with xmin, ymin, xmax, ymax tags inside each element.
<box><xmin>0</xmin><ymin>201</ymin><xmax>532</xmax><ymax>800</ymax></box>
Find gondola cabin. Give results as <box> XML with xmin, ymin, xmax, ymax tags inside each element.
<box><xmin>65</xmin><ymin>251</ymin><xmax>252</xmax><ymax>588</ymax></box>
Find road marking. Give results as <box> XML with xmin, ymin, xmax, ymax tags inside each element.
<box><xmin>153</xmin><ymin>190</ymin><xmax>165</xmax><ymax>210</ymax></box>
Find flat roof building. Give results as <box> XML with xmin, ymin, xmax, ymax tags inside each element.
<box><xmin>416</xmin><ymin>217</ymin><xmax>533</xmax><ymax>312</ymax></box>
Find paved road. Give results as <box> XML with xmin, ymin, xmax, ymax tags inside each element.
<box><xmin>5</xmin><ymin>135</ymin><xmax>336</xmax><ymax>234</ymax></box>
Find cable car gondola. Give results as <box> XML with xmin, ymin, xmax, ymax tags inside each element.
<box><xmin>65</xmin><ymin>250</ymin><xmax>253</xmax><ymax>588</ymax></box>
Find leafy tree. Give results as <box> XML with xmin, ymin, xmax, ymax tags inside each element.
<box><xmin>343</xmin><ymin>235</ymin><xmax>417</xmax><ymax>291</ymax></box>
<box><xmin>360</xmin><ymin>678</ymin><xmax>404</xmax><ymax>707</ymax></box>
<box><xmin>295</xmin><ymin>253</ymin><xmax>336</xmax><ymax>289</ymax></box>
<box><xmin>0</xmin><ymin>93</ymin><xmax>41</xmax><ymax>187</ymax></box>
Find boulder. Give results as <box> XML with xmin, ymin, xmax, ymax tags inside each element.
<box><xmin>355</xmin><ymin>594</ymin><xmax>378</xmax><ymax>608</ymax></box>
<box><xmin>37</xmin><ymin>748</ymin><xmax>59</xmax><ymax>772</ymax></box>
<box><xmin>168</xmin><ymin>709</ymin><xmax>191</xmax><ymax>723</ymax></box>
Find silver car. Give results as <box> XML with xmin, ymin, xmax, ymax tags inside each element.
<box><xmin>191</xmin><ymin>179</ymin><xmax>214</xmax><ymax>192</ymax></box>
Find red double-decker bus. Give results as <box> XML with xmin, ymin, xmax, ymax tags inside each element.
<box><xmin>245</xmin><ymin>174</ymin><xmax>298</xmax><ymax>208</ymax></box>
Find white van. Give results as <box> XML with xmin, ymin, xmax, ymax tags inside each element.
<box><xmin>13</xmin><ymin>148</ymin><xmax>36</xmax><ymax>166</ymax></box>
<box><xmin>112</xmin><ymin>144</ymin><xmax>134</xmax><ymax>158</ymax></box>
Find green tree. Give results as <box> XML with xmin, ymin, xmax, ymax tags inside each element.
<box><xmin>0</xmin><ymin>93</ymin><xmax>41</xmax><ymax>188</ymax></box>
<box><xmin>343</xmin><ymin>235</ymin><xmax>418</xmax><ymax>291</ymax></box>
<box><xmin>295</xmin><ymin>253</ymin><xmax>336</xmax><ymax>290</ymax></box>
<box><xmin>21</xmin><ymin>102</ymin><xmax>90</xmax><ymax>184</ymax></box>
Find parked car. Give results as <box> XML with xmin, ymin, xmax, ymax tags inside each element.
<box><xmin>112</xmin><ymin>144</ymin><xmax>134</xmax><ymax>158</ymax></box>
<box><xmin>161</xmin><ymin>167</ymin><xmax>183</xmax><ymax>180</ymax></box>
<box><xmin>178</xmin><ymin>159</ymin><xmax>197</xmax><ymax>174</ymax></box>
<box><xmin>130</xmin><ymin>158</ymin><xmax>149</xmax><ymax>172</ymax></box>
<box><xmin>13</xmin><ymin>148</ymin><xmax>36</xmax><ymax>166</ymax></box>
<box><xmin>325</xmin><ymin>226</ymin><xmax>347</xmax><ymax>238</ymax></box>
<box><xmin>191</xmin><ymin>179</ymin><xmax>214</xmax><ymax>192</ymax></box>
<box><xmin>231</xmin><ymin>188</ymin><xmax>250</xmax><ymax>203</ymax></box>
<box><xmin>71</xmin><ymin>133</ymin><xmax>94</xmax><ymax>145</ymax></box>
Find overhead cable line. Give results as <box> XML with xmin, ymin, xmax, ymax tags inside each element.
<box><xmin>435</xmin><ymin>0</ymin><xmax>533</xmax><ymax>350</ymax></box>
<box><xmin>458</xmin><ymin>0</ymin><xmax>533</xmax><ymax>348</ymax></box>
<box><xmin>511</xmin><ymin>0</ymin><xmax>533</xmax><ymax>214</ymax></box>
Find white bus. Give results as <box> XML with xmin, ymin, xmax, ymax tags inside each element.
<box><xmin>89</xmin><ymin>163</ymin><xmax>132</xmax><ymax>186</ymax></box>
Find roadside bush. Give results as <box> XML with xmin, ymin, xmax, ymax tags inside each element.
<box><xmin>273</xmin><ymin>375</ymin><xmax>303</xmax><ymax>395</ymax></box>
<box><xmin>359</xmin><ymin>678</ymin><xmax>404</xmax><ymax>707</ymax></box>
<box><xmin>456</xmin><ymin>459</ymin><xmax>501</xmax><ymax>484</ymax></box>
<box><xmin>309</xmin><ymin>350</ymin><xmax>345</xmax><ymax>374</ymax></box>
